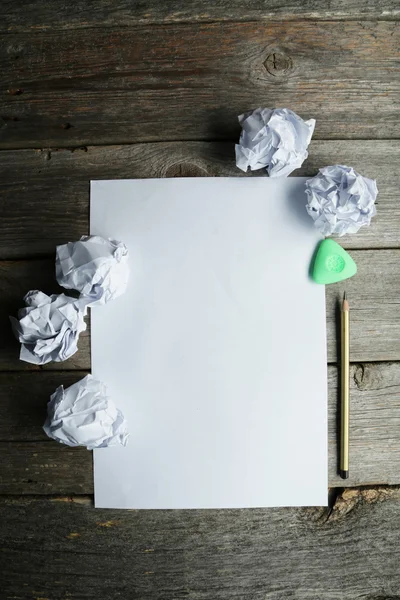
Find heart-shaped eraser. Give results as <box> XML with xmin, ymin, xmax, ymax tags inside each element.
<box><xmin>312</xmin><ymin>239</ymin><xmax>357</xmax><ymax>284</ymax></box>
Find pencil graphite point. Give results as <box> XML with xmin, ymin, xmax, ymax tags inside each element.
<box><xmin>342</xmin><ymin>291</ymin><xmax>349</xmax><ymax>311</ymax></box>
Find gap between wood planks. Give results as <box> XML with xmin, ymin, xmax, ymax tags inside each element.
<box><xmin>2</xmin><ymin>137</ymin><xmax>400</xmax><ymax>153</ymax></box>
<box><xmin>1</xmin><ymin>485</ymin><xmax>399</xmax><ymax>521</ymax></box>
<box><xmin>2</xmin><ymin>246</ymin><xmax>400</xmax><ymax>263</ymax></box>
<box><xmin>1</xmin><ymin>17</ymin><xmax>400</xmax><ymax>33</ymax></box>
<box><xmin>0</xmin><ymin>360</ymin><xmax>392</xmax><ymax>378</ymax></box>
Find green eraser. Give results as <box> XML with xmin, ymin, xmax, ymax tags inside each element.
<box><xmin>312</xmin><ymin>239</ymin><xmax>357</xmax><ymax>284</ymax></box>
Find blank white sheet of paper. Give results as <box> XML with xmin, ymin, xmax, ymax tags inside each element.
<box><xmin>90</xmin><ymin>177</ymin><xmax>327</xmax><ymax>509</ymax></box>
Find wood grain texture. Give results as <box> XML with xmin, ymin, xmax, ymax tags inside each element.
<box><xmin>1</xmin><ymin>0</ymin><xmax>398</xmax><ymax>31</ymax></box>
<box><xmin>2</xmin><ymin>249</ymin><xmax>400</xmax><ymax>370</ymax></box>
<box><xmin>0</xmin><ymin>489</ymin><xmax>400</xmax><ymax>599</ymax></box>
<box><xmin>0</xmin><ymin>371</ymin><xmax>88</xmax><ymax>441</ymax></box>
<box><xmin>0</xmin><ymin>442</ymin><xmax>93</xmax><ymax>495</ymax></box>
<box><xmin>0</xmin><ymin>21</ymin><xmax>399</xmax><ymax>148</ymax></box>
<box><xmin>327</xmin><ymin>250</ymin><xmax>400</xmax><ymax>363</ymax></box>
<box><xmin>0</xmin><ymin>141</ymin><xmax>398</xmax><ymax>260</ymax></box>
<box><xmin>1</xmin><ymin>363</ymin><xmax>400</xmax><ymax>493</ymax></box>
<box><xmin>329</xmin><ymin>362</ymin><xmax>400</xmax><ymax>486</ymax></box>
<box><xmin>0</xmin><ymin>3</ymin><xmax>398</xmax><ymax>593</ymax></box>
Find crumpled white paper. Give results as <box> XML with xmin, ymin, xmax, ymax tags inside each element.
<box><xmin>10</xmin><ymin>291</ymin><xmax>87</xmax><ymax>365</ymax></box>
<box><xmin>56</xmin><ymin>235</ymin><xmax>129</xmax><ymax>306</ymax></box>
<box><xmin>43</xmin><ymin>374</ymin><xmax>129</xmax><ymax>449</ymax></box>
<box><xmin>235</xmin><ymin>107</ymin><xmax>315</xmax><ymax>177</ymax></box>
<box><xmin>305</xmin><ymin>165</ymin><xmax>378</xmax><ymax>236</ymax></box>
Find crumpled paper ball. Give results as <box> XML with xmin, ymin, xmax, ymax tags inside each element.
<box><xmin>43</xmin><ymin>374</ymin><xmax>129</xmax><ymax>449</ymax></box>
<box><xmin>56</xmin><ymin>235</ymin><xmax>129</xmax><ymax>306</ymax></box>
<box><xmin>305</xmin><ymin>165</ymin><xmax>378</xmax><ymax>236</ymax></box>
<box><xmin>235</xmin><ymin>107</ymin><xmax>315</xmax><ymax>177</ymax></box>
<box><xmin>10</xmin><ymin>291</ymin><xmax>87</xmax><ymax>365</ymax></box>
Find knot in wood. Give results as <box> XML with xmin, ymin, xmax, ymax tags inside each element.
<box><xmin>263</xmin><ymin>52</ymin><xmax>293</xmax><ymax>78</ymax></box>
<box><xmin>164</xmin><ymin>162</ymin><xmax>209</xmax><ymax>178</ymax></box>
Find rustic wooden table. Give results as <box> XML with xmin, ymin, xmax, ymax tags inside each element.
<box><xmin>1</xmin><ymin>2</ymin><xmax>399</xmax><ymax>598</ymax></box>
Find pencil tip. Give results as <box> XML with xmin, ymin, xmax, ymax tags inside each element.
<box><xmin>343</xmin><ymin>291</ymin><xmax>347</xmax><ymax>301</ymax></box>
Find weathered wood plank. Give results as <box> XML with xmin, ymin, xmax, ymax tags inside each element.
<box><xmin>0</xmin><ymin>489</ymin><xmax>400</xmax><ymax>600</ymax></box>
<box><xmin>0</xmin><ymin>21</ymin><xmax>398</xmax><ymax>148</ymax></box>
<box><xmin>0</xmin><ymin>371</ymin><xmax>87</xmax><ymax>441</ymax></box>
<box><xmin>328</xmin><ymin>250</ymin><xmax>400</xmax><ymax>363</ymax></box>
<box><xmin>0</xmin><ymin>442</ymin><xmax>93</xmax><ymax>495</ymax></box>
<box><xmin>1</xmin><ymin>0</ymin><xmax>398</xmax><ymax>31</ymax></box>
<box><xmin>329</xmin><ymin>362</ymin><xmax>400</xmax><ymax>486</ymax></box>
<box><xmin>0</xmin><ymin>141</ymin><xmax>398</xmax><ymax>259</ymax></box>
<box><xmin>2</xmin><ymin>249</ymin><xmax>400</xmax><ymax>370</ymax></box>
<box><xmin>1</xmin><ymin>363</ymin><xmax>400</xmax><ymax>493</ymax></box>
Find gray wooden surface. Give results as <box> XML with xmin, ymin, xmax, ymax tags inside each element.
<box><xmin>1</xmin><ymin>22</ymin><xmax>399</xmax><ymax>148</ymax></box>
<box><xmin>1</xmin><ymin>489</ymin><xmax>400</xmax><ymax>600</ymax></box>
<box><xmin>0</xmin><ymin>1</ymin><xmax>399</xmax><ymax>598</ymax></box>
